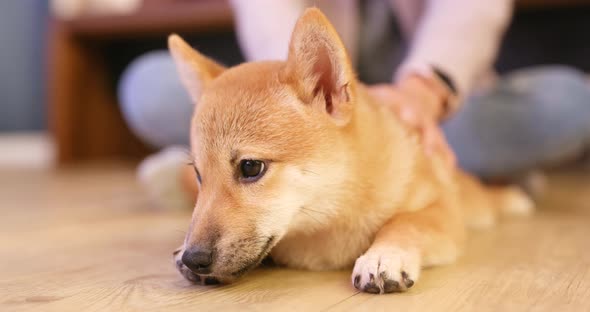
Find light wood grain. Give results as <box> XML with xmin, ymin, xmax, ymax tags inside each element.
<box><xmin>1</xmin><ymin>164</ymin><xmax>589</xmax><ymax>311</ymax></box>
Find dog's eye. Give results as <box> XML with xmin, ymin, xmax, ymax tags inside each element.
<box><xmin>239</xmin><ymin>159</ymin><xmax>266</xmax><ymax>182</ymax></box>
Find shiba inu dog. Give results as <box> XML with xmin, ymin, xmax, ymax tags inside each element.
<box><xmin>166</xmin><ymin>8</ymin><xmax>532</xmax><ymax>294</ymax></box>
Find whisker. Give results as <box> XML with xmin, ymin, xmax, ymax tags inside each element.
<box><xmin>300</xmin><ymin>210</ymin><xmax>322</xmax><ymax>225</ymax></box>
<box><xmin>301</xmin><ymin>206</ymin><xmax>332</xmax><ymax>217</ymax></box>
<box><xmin>301</xmin><ymin>169</ymin><xmax>319</xmax><ymax>176</ymax></box>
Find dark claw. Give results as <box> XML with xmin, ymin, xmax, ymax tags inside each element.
<box><xmin>354</xmin><ymin>275</ymin><xmax>361</xmax><ymax>289</ymax></box>
<box><xmin>363</xmin><ymin>282</ymin><xmax>381</xmax><ymax>294</ymax></box>
<box><xmin>379</xmin><ymin>272</ymin><xmax>401</xmax><ymax>293</ymax></box>
<box><xmin>401</xmin><ymin>271</ymin><xmax>414</xmax><ymax>288</ymax></box>
<box><xmin>383</xmin><ymin>279</ymin><xmax>401</xmax><ymax>293</ymax></box>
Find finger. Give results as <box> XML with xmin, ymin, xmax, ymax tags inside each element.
<box><xmin>369</xmin><ymin>86</ymin><xmax>392</xmax><ymax>98</ymax></box>
<box><xmin>423</xmin><ymin>125</ymin><xmax>456</xmax><ymax>167</ymax></box>
<box><xmin>439</xmin><ymin>135</ymin><xmax>457</xmax><ymax>168</ymax></box>
<box><xmin>370</xmin><ymin>87</ymin><xmax>403</xmax><ymax>112</ymax></box>
<box><xmin>430</xmin><ymin>129</ymin><xmax>456</xmax><ymax>167</ymax></box>
<box><xmin>369</xmin><ymin>85</ymin><xmax>397</xmax><ymax>101</ymax></box>
<box><xmin>399</xmin><ymin>105</ymin><xmax>419</xmax><ymax>125</ymax></box>
<box><xmin>422</xmin><ymin>124</ymin><xmax>439</xmax><ymax>156</ymax></box>
<box><xmin>422</xmin><ymin>125</ymin><xmax>444</xmax><ymax>152</ymax></box>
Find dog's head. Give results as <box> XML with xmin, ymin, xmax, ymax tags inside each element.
<box><xmin>170</xmin><ymin>8</ymin><xmax>361</xmax><ymax>283</ymax></box>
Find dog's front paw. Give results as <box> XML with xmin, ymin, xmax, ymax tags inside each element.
<box><xmin>352</xmin><ymin>246</ymin><xmax>420</xmax><ymax>294</ymax></box>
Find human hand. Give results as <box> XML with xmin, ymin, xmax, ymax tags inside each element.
<box><xmin>368</xmin><ymin>75</ymin><xmax>456</xmax><ymax>167</ymax></box>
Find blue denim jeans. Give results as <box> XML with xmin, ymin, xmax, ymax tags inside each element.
<box><xmin>119</xmin><ymin>51</ymin><xmax>194</xmax><ymax>148</ymax></box>
<box><xmin>444</xmin><ymin>66</ymin><xmax>590</xmax><ymax>178</ymax></box>
<box><xmin>119</xmin><ymin>53</ymin><xmax>590</xmax><ymax>179</ymax></box>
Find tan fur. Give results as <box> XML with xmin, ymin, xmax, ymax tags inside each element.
<box><xmin>169</xmin><ymin>9</ymin><xmax>533</xmax><ymax>293</ymax></box>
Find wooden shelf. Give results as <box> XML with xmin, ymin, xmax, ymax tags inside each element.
<box><xmin>48</xmin><ymin>0</ymin><xmax>235</xmax><ymax>164</ymax></box>
<box><xmin>58</xmin><ymin>0</ymin><xmax>233</xmax><ymax>39</ymax></box>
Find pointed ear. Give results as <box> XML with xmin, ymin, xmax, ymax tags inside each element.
<box><xmin>281</xmin><ymin>8</ymin><xmax>355</xmax><ymax>126</ymax></box>
<box><xmin>168</xmin><ymin>34</ymin><xmax>226</xmax><ymax>104</ymax></box>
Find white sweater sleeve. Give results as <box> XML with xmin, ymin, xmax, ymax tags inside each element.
<box><xmin>229</xmin><ymin>0</ymin><xmax>306</xmax><ymax>61</ymax></box>
<box><xmin>395</xmin><ymin>0</ymin><xmax>513</xmax><ymax>97</ymax></box>
<box><xmin>229</xmin><ymin>0</ymin><xmax>360</xmax><ymax>63</ymax></box>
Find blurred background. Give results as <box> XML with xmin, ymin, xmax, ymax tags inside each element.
<box><xmin>1</xmin><ymin>0</ymin><xmax>590</xmax><ymax>169</ymax></box>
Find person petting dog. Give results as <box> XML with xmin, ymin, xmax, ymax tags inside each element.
<box><xmin>120</xmin><ymin>0</ymin><xmax>590</xmax><ymax>193</ymax></box>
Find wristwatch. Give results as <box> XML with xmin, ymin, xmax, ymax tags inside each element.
<box><xmin>431</xmin><ymin>65</ymin><xmax>459</xmax><ymax>120</ymax></box>
<box><xmin>432</xmin><ymin>66</ymin><xmax>457</xmax><ymax>95</ymax></box>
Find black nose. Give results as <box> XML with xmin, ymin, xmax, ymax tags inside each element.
<box><xmin>181</xmin><ymin>247</ymin><xmax>213</xmax><ymax>274</ymax></box>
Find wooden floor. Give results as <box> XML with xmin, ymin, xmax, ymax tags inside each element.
<box><xmin>1</xmin><ymin>163</ymin><xmax>589</xmax><ymax>311</ymax></box>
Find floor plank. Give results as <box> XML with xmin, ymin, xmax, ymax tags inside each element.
<box><xmin>1</xmin><ymin>164</ymin><xmax>589</xmax><ymax>311</ymax></box>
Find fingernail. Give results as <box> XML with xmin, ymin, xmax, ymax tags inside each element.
<box><xmin>401</xmin><ymin>108</ymin><xmax>414</xmax><ymax>121</ymax></box>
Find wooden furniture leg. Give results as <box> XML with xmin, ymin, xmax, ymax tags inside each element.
<box><xmin>47</xmin><ymin>21</ymin><xmax>152</xmax><ymax>164</ymax></box>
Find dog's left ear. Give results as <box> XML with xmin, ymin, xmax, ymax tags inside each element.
<box><xmin>281</xmin><ymin>8</ymin><xmax>355</xmax><ymax>126</ymax></box>
<box><xmin>168</xmin><ymin>34</ymin><xmax>226</xmax><ymax>104</ymax></box>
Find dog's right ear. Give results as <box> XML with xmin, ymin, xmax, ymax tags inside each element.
<box><xmin>281</xmin><ymin>8</ymin><xmax>355</xmax><ymax>126</ymax></box>
<box><xmin>168</xmin><ymin>34</ymin><xmax>226</xmax><ymax>104</ymax></box>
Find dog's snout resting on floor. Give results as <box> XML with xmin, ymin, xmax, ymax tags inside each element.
<box><xmin>165</xmin><ymin>8</ymin><xmax>533</xmax><ymax>294</ymax></box>
<box><xmin>181</xmin><ymin>246</ymin><xmax>213</xmax><ymax>274</ymax></box>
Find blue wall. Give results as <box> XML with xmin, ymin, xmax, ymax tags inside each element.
<box><xmin>0</xmin><ymin>0</ymin><xmax>48</xmax><ymax>131</ymax></box>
